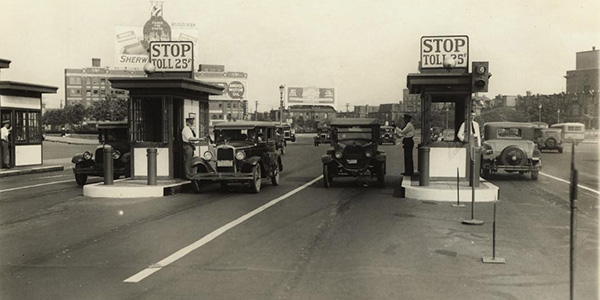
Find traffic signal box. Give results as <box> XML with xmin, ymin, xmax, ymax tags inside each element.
<box><xmin>471</xmin><ymin>61</ymin><xmax>490</xmax><ymax>93</ymax></box>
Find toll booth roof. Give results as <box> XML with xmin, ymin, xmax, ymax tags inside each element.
<box><xmin>330</xmin><ymin>118</ymin><xmax>380</xmax><ymax>126</ymax></box>
<box><xmin>0</xmin><ymin>81</ymin><xmax>58</xmax><ymax>94</ymax></box>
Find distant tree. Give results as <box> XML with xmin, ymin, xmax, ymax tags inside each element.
<box><xmin>477</xmin><ymin>107</ymin><xmax>530</xmax><ymax>124</ymax></box>
<box><xmin>43</xmin><ymin>109</ymin><xmax>65</xmax><ymax>128</ymax></box>
<box><xmin>63</xmin><ymin>103</ymin><xmax>86</xmax><ymax>127</ymax></box>
<box><xmin>87</xmin><ymin>96</ymin><xmax>128</xmax><ymax>121</ymax></box>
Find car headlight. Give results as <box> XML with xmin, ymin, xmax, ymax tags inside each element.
<box><xmin>235</xmin><ymin>150</ymin><xmax>246</xmax><ymax>160</ymax></box>
<box><xmin>112</xmin><ymin>150</ymin><xmax>121</xmax><ymax>160</ymax></box>
<box><xmin>203</xmin><ymin>151</ymin><xmax>213</xmax><ymax>160</ymax></box>
<box><xmin>334</xmin><ymin>151</ymin><xmax>343</xmax><ymax>159</ymax></box>
<box><xmin>83</xmin><ymin>151</ymin><xmax>93</xmax><ymax>160</ymax></box>
<box><xmin>365</xmin><ymin>150</ymin><xmax>373</xmax><ymax>158</ymax></box>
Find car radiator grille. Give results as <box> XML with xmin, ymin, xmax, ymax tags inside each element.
<box><xmin>217</xmin><ymin>148</ymin><xmax>234</xmax><ymax>160</ymax></box>
<box><xmin>344</xmin><ymin>145</ymin><xmax>363</xmax><ymax>159</ymax></box>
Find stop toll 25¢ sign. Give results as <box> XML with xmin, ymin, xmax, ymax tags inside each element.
<box><xmin>149</xmin><ymin>41</ymin><xmax>194</xmax><ymax>72</ymax></box>
<box><xmin>420</xmin><ymin>35</ymin><xmax>469</xmax><ymax>69</ymax></box>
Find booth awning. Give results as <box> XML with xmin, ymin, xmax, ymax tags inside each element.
<box><xmin>0</xmin><ymin>81</ymin><xmax>58</xmax><ymax>97</ymax></box>
<box><xmin>109</xmin><ymin>77</ymin><xmax>224</xmax><ymax>99</ymax></box>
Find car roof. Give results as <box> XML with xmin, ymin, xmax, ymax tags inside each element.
<box><xmin>215</xmin><ymin>121</ymin><xmax>277</xmax><ymax>129</ymax></box>
<box><xmin>484</xmin><ymin>122</ymin><xmax>535</xmax><ymax>128</ymax></box>
<box><xmin>330</xmin><ymin>118</ymin><xmax>380</xmax><ymax>126</ymax></box>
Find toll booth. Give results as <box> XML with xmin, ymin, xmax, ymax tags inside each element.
<box><xmin>1</xmin><ymin>59</ymin><xmax>58</xmax><ymax>167</ymax></box>
<box><xmin>109</xmin><ymin>76</ymin><xmax>223</xmax><ymax>180</ymax></box>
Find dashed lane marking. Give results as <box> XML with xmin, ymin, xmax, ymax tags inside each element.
<box><xmin>124</xmin><ymin>175</ymin><xmax>324</xmax><ymax>283</ymax></box>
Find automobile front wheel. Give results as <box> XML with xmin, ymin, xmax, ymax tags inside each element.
<box><xmin>377</xmin><ymin>169</ymin><xmax>385</xmax><ymax>187</ymax></box>
<box><xmin>271</xmin><ymin>161</ymin><xmax>280</xmax><ymax>186</ymax></box>
<box><xmin>75</xmin><ymin>174</ymin><xmax>88</xmax><ymax>186</ymax></box>
<box><xmin>191</xmin><ymin>180</ymin><xmax>204</xmax><ymax>193</ymax></box>
<box><xmin>531</xmin><ymin>171</ymin><xmax>539</xmax><ymax>180</ymax></box>
<box><xmin>323</xmin><ymin>164</ymin><xmax>332</xmax><ymax>188</ymax></box>
<box><xmin>250</xmin><ymin>165</ymin><xmax>262</xmax><ymax>193</ymax></box>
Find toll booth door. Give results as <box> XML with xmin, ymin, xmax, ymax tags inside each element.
<box><xmin>0</xmin><ymin>110</ymin><xmax>14</xmax><ymax>168</ymax></box>
<box><xmin>173</xmin><ymin>100</ymin><xmax>184</xmax><ymax>179</ymax></box>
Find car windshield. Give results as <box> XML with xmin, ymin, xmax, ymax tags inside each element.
<box><xmin>497</xmin><ymin>128</ymin><xmax>522</xmax><ymax>138</ymax></box>
<box><xmin>336</xmin><ymin>127</ymin><xmax>373</xmax><ymax>140</ymax></box>
<box><xmin>215</xmin><ymin>129</ymin><xmax>255</xmax><ymax>142</ymax></box>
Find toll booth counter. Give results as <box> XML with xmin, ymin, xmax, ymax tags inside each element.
<box><xmin>109</xmin><ymin>77</ymin><xmax>223</xmax><ymax>180</ymax></box>
<box><xmin>0</xmin><ymin>79</ymin><xmax>57</xmax><ymax>167</ymax></box>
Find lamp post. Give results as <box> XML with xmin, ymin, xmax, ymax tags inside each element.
<box><xmin>279</xmin><ymin>85</ymin><xmax>285</xmax><ymax>123</ymax></box>
<box><xmin>538</xmin><ymin>102</ymin><xmax>542</xmax><ymax>123</ymax></box>
<box><xmin>558</xmin><ymin>108</ymin><xmax>561</xmax><ymax>123</ymax></box>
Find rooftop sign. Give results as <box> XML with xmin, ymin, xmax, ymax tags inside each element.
<box><xmin>149</xmin><ymin>41</ymin><xmax>194</xmax><ymax>72</ymax></box>
<box><xmin>420</xmin><ymin>35</ymin><xmax>469</xmax><ymax>71</ymax></box>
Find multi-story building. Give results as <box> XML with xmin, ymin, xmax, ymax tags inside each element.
<box><xmin>401</xmin><ymin>88</ymin><xmax>421</xmax><ymax>114</ymax></box>
<box><xmin>565</xmin><ymin>47</ymin><xmax>599</xmax><ymax>128</ymax></box>
<box><xmin>491</xmin><ymin>94</ymin><xmax>517</xmax><ymax>108</ymax></box>
<box><xmin>64</xmin><ymin>58</ymin><xmax>145</xmax><ymax>107</ymax></box>
<box><xmin>377</xmin><ymin>103</ymin><xmax>402</xmax><ymax>125</ymax></box>
<box><xmin>353</xmin><ymin>105</ymin><xmax>379</xmax><ymax>118</ymax></box>
<box><xmin>209</xmin><ymin>99</ymin><xmax>248</xmax><ymax>128</ymax></box>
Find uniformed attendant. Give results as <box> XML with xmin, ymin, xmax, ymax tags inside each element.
<box><xmin>395</xmin><ymin>114</ymin><xmax>415</xmax><ymax>176</ymax></box>
<box><xmin>1</xmin><ymin>120</ymin><xmax>12</xmax><ymax>169</ymax></box>
<box><xmin>182</xmin><ymin>117</ymin><xmax>201</xmax><ymax>179</ymax></box>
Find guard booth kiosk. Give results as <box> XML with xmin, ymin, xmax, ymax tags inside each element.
<box><xmin>109</xmin><ymin>76</ymin><xmax>223</xmax><ymax>180</ymax></box>
<box><xmin>1</xmin><ymin>58</ymin><xmax>58</xmax><ymax>167</ymax></box>
<box><xmin>407</xmin><ymin>35</ymin><xmax>488</xmax><ymax>186</ymax></box>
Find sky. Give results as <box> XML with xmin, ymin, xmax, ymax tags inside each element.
<box><xmin>1</xmin><ymin>0</ymin><xmax>598</xmax><ymax>111</ymax></box>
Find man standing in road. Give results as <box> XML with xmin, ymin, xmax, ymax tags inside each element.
<box><xmin>1</xmin><ymin>120</ymin><xmax>12</xmax><ymax>169</ymax></box>
<box><xmin>395</xmin><ymin>114</ymin><xmax>415</xmax><ymax>176</ymax></box>
<box><xmin>182</xmin><ymin>117</ymin><xmax>201</xmax><ymax>179</ymax></box>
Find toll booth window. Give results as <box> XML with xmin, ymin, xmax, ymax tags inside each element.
<box><xmin>13</xmin><ymin>111</ymin><xmax>42</xmax><ymax>144</ymax></box>
<box><xmin>131</xmin><ymin>98</ymin><xmax>168</xmax><ymax>143</ymax></box>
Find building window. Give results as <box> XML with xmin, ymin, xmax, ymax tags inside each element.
<box><xmin>93</xmin><ymin>90</ymin><xmax>99</xmax><ymax>95</ymax></box>
<box><xmin>86</xmin><ymin>90</ymin><xmax>91</xmax><ymax>96</ymax></box>
<box><xmin>86</xmin><ymin>77</ymin><xmax>91</xmax><ymax>84</ymax></box>
<box><xmin>130</xmin><ymin>98</ymin><xmax>167</xmax><ymax>143</ymax></box>
<box><xmin>218</xmin><ymin>103</ymin><xmax>222</xmax><ymax>108</ymax></box>
<box><xmin>68</xmin><ymin>77</ymin><xmax>82</xmax><ymax>85</ymax></box>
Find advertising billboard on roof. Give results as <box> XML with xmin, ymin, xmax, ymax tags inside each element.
<box><xmin>287</xmin><ymin>87</ymin><xmax>335</xmax><ymax>106</ymax></box>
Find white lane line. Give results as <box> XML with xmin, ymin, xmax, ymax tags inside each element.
<box><xmin>540</xmin><ymin>172</ymin><xmax>599</xmax><ymax>196</ymax></box>
<box><xmin>124</xmin><ymin>175</ymin><xmax>324</xmax><ymax>283</ymax></box>
<box><xmin>38</xmin><ymin>174</ymin><xmax>68</xmax><ymax>179</ymax></box>
<box><xmin>0</xmin><ymin>179</ymin><xmax>74</xmax><ymax>193</ymax></box>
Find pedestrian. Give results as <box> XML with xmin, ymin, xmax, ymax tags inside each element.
<box><xmin>457</xmin><ymin>112</ymin><xmax>481</xmax><ymax>148</ymax></box>
<box><xmin>182</xmin><ymin>117</ymin><xmax>201</xmax><ymax>179</ymax></box>
<box><xmin>395</xmin><ymin>114</ymin><xmax>415</xmax><ymax>176</ymax></box>
<box><xmin>1</xmin><ymin>120</ymin><xmax>12</xmax><ymax>169</ymax></box>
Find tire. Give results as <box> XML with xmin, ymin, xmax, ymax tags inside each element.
<box><xmin>271</xmin><ymin>161</ymin><xmax>280</xmax><ymax>186</ymax></box>
<box><xmin>531</xmin><ymin>171</ymin><xmax>539</xmax><ymax>180</ymax></box>
<box><xmin>75</xmin><ymin>174</ymin><xmax>88</xmax><ymax>186</ymax></box>
<box><xmin>545</xmin><ymin>138</ymin><xmax>557</xmax><ymax>149</ymax></box>
<box><xmin>191</xmin><ymin>180</ymin><xmax>204</xmax><ymax>193</ymax></box>
<box><xmin>377</xmin><ymin>163</ymin><xmax>385</xmax><ymax>187</ymax></box>
<box><xmin>323</xmin><ymin>164</ymin><xmax>331</xmax><ymax>188</ymax></box>
<box><xmin>481</xmin><ymin>168</ymin><xmax>490</xmax><ymax>179</ymax></box>
<box><xmin>250</xmin><ymin>165</ymin><xmax>262</xmax><ymax>193</ymax></box>
<box><xmin>500</xmin><ymin>146</ymin><xmax>527</xmax><ymax>167</ymax></box>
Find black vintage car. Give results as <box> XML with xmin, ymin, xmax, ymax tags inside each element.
<box><xmin>321</xmin><ymin>118</ymin><xmax>386</xmax><ymax>187</ymax></box>
<box><xmin>71</xmin><ymin>121</ymin><xmax>131</xmax><ymax>186</ymax></box>
<box><xmin>282</xmin><ymin>123</ymin><xmax>296</xmax><ymax>142</ymax></box>
<box><xmin>314</xmin><ymin>125</ymin><xmax>332</xmax><ymax>146</ymax></box>
<box><xmin>189</xmin><ymin>122</ymin><xmax>283</xmax><ymax>193</ymax></box>
<box><xmin>379</xmin><ymin>125</ymin><xmax>396</xmax><ymax>144</ymax></box>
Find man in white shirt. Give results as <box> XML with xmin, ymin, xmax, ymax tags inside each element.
<box><xmin>457</xmin><ymin>112</ymin><xmax>481</xmax><ymax>148</ymax></box>
<box><xmin>395</xmin><ymin>114</ymin><xmax>415</xmax><ymax>176</ymax></box>
<box><xmin>1</xmin><ymin>120</ymin><xmax>12</xmax><ymax>169</ymax></box>
<box><xmin>182</xmin><ymin>117</ymin><xmax>201</xmax><ymax>179</ymax></box>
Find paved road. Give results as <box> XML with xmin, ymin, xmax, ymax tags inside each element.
<box><xmin>0</xmin><ymin>135</ymin><xmax>597</xmax><ymax>299</ymax></box>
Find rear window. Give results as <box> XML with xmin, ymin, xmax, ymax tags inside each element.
<box><xmin>497</xmin><ymin>128</ymin><xmax>522</xmax><ymax>138</ymax></box>
<box><xmin>567</xmin><ymin>126</ymin><xmax>583</xmax><ymax>131</ymax></box>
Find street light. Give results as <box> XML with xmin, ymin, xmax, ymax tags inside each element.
<box><xmin>557</xmin><ymin>108</ymin><xmax>561</xmax><ymax>123</ymax></box>
<box><xmin>538</xmin><ymin>102</ymin><xmax>542</xmax><ymax>123</ymax></box>
<box><xmin>279</xmin><ymin>85</ymin><xmax>285</xmax><ymax>123</ymax></box>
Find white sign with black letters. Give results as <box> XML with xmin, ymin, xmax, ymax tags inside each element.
<box><xmin>149</xmin><ymin>41</ymin><xmax>194</xmax><ymax>72</ymax></box>
<box><xmin>420</xmin><ymin>35</ymin><xmax>469</xmax><ymax>69</ymax></box>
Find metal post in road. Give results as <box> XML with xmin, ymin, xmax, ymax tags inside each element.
<box><xmin>452</xmin><ymin>167</ymin><xmax>465</xmax><ymax>208</ymax></box>
<box><xmin>103</xmin><ymin>145</ymin><xmax>114</xmax><ymax>185</ymax></box>
<box><xmin>569</xmin><ymin>142</ymin><xmax>578</xmax><ymax>300</ymax></box>
<box><xmin>482</xmin><ymin>201</ymin><xmax>506</xmax><ymax>264</ymax></box>
<box><xmin>147</xmin><ymin>148</ymin><xmax>157</xmax><ymax>186</ymax></box>
<box><xmin>462</xmin><ymin>160</ymin><xmax>484</xmax><ymax>225</ymax></box>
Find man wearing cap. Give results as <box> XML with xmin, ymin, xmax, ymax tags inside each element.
<box><xmin>1</xmin><ymin>120</ymin><xmax>12</xmax><ymax>169</ymax></box>
<box><xmin>395</xmin><ymin>114</ymin><xmax>415</xmax><ymax>176</ymax></box>
<box><xmin>182</xmin><ymin>117</ymin><xmax>201</xmax><ymax>179</ymax></box>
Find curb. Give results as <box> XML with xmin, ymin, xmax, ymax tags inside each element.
<box><xmin>0</xmin><ymin>165</ymin><xmax>64</xmax><ymax>178</ymax></box>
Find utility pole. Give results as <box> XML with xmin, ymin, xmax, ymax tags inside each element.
<box><xmin>279</xmin><ymin>85</ymin><xmax>285</xmax><ymax>123</ymax></box>
<box><xmin>255</xmin><ymin>101</ymin><xmax>258</xmax><ymax>121</ymax></box>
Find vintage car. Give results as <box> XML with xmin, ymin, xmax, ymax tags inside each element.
<box><xmin>551</xmin><ymin>122</ymin><xmax>585</xmax><ymax>145</ymax></box>
<box><xmin>535</xmin><ymin>127</ymin><xmax>563</xmax><ymax>153</ymax></box>
<box><xmin>314</xmin><ymin>125</ymin><xmax>332</xmax><ymax>146</ymax></box>
<box><xmin>275</xmin><ymin>124</ymin><xmax>287</xmax><ymax>154</ymax></box>
<box><xmin>282</xmin><ymin>123</ymin><xmax>296</xmax><ymax>142</ymax></box>
<box><xmin>189</xmin><ymin>121</ymin><xmax>283</xmax><ymax>193</ymax></box>
<box><xmin>322</xmin><ymin>118</ymin><xmax>386</xmax><ymax>187</ymax></box>
<box><xmin>481</xmin><ymin>122</ymin><xmax>542</xmax><ymax>180</ymax></box>
<box><xmin>430</xmin><ymin>126</ymin><xmax>445</xmax><ymax>142</ymax></box>
<box><xmin>71</xmin><ymin>121</ymin><xmax>131</xmax><ymax>185</ymax></box>
<box><xmin>379</xmin><ymin>125</ymin><xmax>396</xmax><ymax>144</ymax></box>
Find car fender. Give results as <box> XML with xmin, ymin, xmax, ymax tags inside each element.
<box><xmin>322</xmin><ymin>155</ymin><xmax>333</xmax><ymax>164</ymax></box>
<box><xmin>120</xmin><ymin>152</ymin><xmax>131</xmax><ymax>163</ymax></box>
<box><xmin>240</xmin><ymin>156</ymin><xmax>262</xmax><ymax>173</ymax></box>
<box><xmin>375</xmin><ymin>153</ymin><xmax>386</xmax><ymax>162</ymax></box>
<box><xmin>278</xmin><ymin>156</ymin><xmax>283</xmax><ymax>171</ymax></box>
<box><xmin>191</xmin><ymin>157</ymin><xmax>215</xmax><ymax>173</ymax></box>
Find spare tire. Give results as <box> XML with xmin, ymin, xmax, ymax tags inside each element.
<box><xmin>545</xmin><ymin>138</ymin><xmax>557</xmax><ymax>148</ymax></box>
<box><xmin>500</xmin><ymin>145</ymin><xmax>527</xmax><ymax>167</ymax></box>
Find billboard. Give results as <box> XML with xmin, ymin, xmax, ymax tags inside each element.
<box><xmin>287</xmin><ymin>87</ymin><xmax>335</xmax><ymax>106</ymax></box>
<box><xmin>195</xmin><ymin>72</ymin><xmax>248</xmax><ymax>101</ymax></box>
<box><xmin>115</xmin><ymin>26</ymin><xmax>198</xmax><ymax>69</ymax></box>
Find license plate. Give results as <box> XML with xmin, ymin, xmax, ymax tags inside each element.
<box><xmin>347</xmin><ymin>159</ymin><xmax>358</xmax><ymax>164</ymax></box>
<box><xmin>217</xmin><ymin>160</ymin><xmax>233</xmax><ymax>167</ymax></box>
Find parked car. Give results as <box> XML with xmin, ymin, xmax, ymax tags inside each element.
<box><xmin>379</xmin><ymin>125</ymin><xmax>396</xmax><ymax>144</ymax></box>
<box><xmin>430</xmin><ymin>126</ymin><xmax>445</xmax><ymax>142</ymax></box>
<box><xmin>71</xmin><ymin>121</ymin><xmax>131</xmax><ymax>185</ymax></box>
<box><xmin>189</xmin><ymin>121</ymin><xmax>283</xmax><ymax>193</ymax></box>
<box><xmin>322</xmin><ymin>118</ymin><xmax>386</xmax><ymax>187</ymax></box>
<box><xmin>314</xmin><ymin>125</ymin><xmax>332</xmax><ymax>146</ymax></box>
<box><xmin>481</xmin><ymin>122</ymin><xmax>542</xmax><ymax>180</ymax></box>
